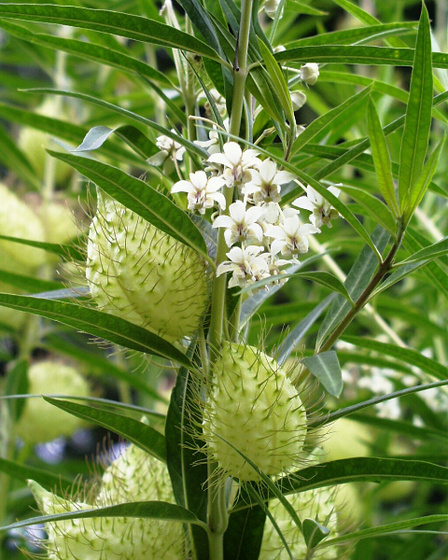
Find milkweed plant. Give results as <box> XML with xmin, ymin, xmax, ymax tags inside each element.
<box><xmin>0</xmin><ymin>1</ymin><xmax>447</xmax><ymax>559</ymax></box>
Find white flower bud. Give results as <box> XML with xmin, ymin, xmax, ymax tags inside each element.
<box><xmin>300</xmin><ymin>63</ymin><xmax>320</xmax><ymax>85</ymax></box>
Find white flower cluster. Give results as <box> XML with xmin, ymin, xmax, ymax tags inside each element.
<box><xmin>170</xmin><ymin>141</ymin><xmax>341</xmax><ymax>291</ymax></box>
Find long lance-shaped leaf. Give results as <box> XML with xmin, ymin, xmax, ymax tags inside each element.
<box><xmin>275</xmin><ymin>45</ymin><xmax>448</xmax><ymax>69</ymax></box>
<box><xmin>394</xmin><ymin>236</ymin><xmax>448</xmax><ymax>266</ymax></box>
<box><xmin>291</xmin><ymin>86</ymin><xmax>372</xmax><ymax>156</ymax></box>
<box><xmin>0</xmin><ymin>4</ymin><xmax>220</xmax><ymax>60</ymax></box>
<box><xmin>341</xmin><ymin>336</ymin><xmax>448</xmax><ymax>380</ymax></box>
<box><xmin>231</xmin><ymin>457</ymin><xmax>448</xmax><ymax>512</ymax></box>
<box><xmin>0</xmin><ymin>101</ymin><xmax>140</xmax><ymax>167</ymax></box>
<box><xmin>398</xmin><ymin>4</ymin><xmax>433</xmax><ymax>214</ymax></box>
<box><xmin>301</xmin><ymin>351</ymin><xmax>343</xmax><ymax>398</ymax></box>
<box><xmin>287</xmin><ymin>22</ymin><xmax>417</xmax><ymax>47</ymax></box>
<box><xmin>0</xmin><ymin>293</ymin><xmax>193</xmax><ymax>369</ymax></box>
<box><xmin>44</xmin><ymin>398</ymin><xmax>166</xmax><ymax>462</ymax></box>
<box><xmin>321</xmin><ymin>514</ymin><xmax>448</xmax><ymax>548</ymax></box>
<box><xmin>26</xmin><ymin>88</ymin><xmax>207</xmax><ymax>159</ymax></box>
<box><xmin>0</xmin><ymin>123</ymin><xmax>41</xmax><ymax>190</ymax></box>
<box><xmin>0</xmin><ymin>501</ymin><xmax>207</xmax><ymax>534</ymax></box>
<box><xmin>48</xmin><ymin>151</ymin><xmax>210</xmax><ymax>261</ymax></box>
<box><xmin>0</xmin><ymin>19</ymin><xmax>173</xmax><ymax>87</ymax></box>
<box><xmin>367</xmin><ymin>99</ymin><xmax>399</xmax><ymax>217</ymax></box>
<box><xmin>0</xmin><ymin>457</ymin><xmax>74</xmax><ymax>492</ymax></box>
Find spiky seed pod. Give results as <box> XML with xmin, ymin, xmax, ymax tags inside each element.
<box><xmin>260</xmin><ymin>487</ymin><xmax>340</xmax><ymax>560</ymax></box>
<box><xmin>86</xmin><ymin>191</ymin><xmax>209</xmax><ymax>342</ymax></box>
<box><xmin>16</xmin><ymin>361</ymin><xmax>90</xmax><ymax>445</ymax></box>
<box><xmin>202</xmin><ymin>342</ymin><xmax>308</xmax><ymax>481</ymax></box>
<box><xmin>28</xmin><ymin>444</ymin><xmax>185</xmax><ymax>560</ymax></box>
<box><xmin>0</xmin><ymin>183</ymin><xmax>46</xmax><ymax>270</ymax></box>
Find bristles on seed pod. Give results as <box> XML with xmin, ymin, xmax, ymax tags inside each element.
<box><xmin>28</xmin><ymin>444</ymin><xmax>185</xmax><ymax>560</ymax></box>
<box><xmin>260</xmin><ymin>487</ymin><xmax>341</xmax><ymax>560</ymax></box>
<box><xmin>202</xmin><ymin>342</ymin><xmax>308</xmax><ymax>481</ymax></box>
<box><xmin>86</xmin><ymin>191</ymin><xmax>209</xmax><ymax>342</ymax></box>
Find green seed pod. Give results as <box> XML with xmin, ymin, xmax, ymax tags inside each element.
<box><xmin>16</xmin><ymin>361</ymin><xmax>90</xmax><ymax>444</ymax></box>
<box><xmin>0</xmin><ymin>183</ymin><xmax>46</xmax><ymax>269</ymax></box>
<box><xmin>18</xmin><ymin>98</ymin><xmax>72</xmax><ymax>185</ymax></box>
<box><xmin>28</xmin><ymin>444</ymin><xmax>184</xmax><ymax>560</ymax></box>
<box><xmin>203</xmin><ymin>342</ymin><xmax>308</xmax><ymax>481</ymax></box>
<box><xmin>86</xmin><ymin>191</ymin><xmax>209</xmax><ymax>342</ymax></box>
<box><xmin>260</xmin><ymin>487</ymin><xmax>340</xmax><ymax>560</ymax></box>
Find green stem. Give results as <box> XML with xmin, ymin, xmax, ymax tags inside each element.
<box><xmin>318</xmin><ymin>223</ymin><xmax>405</xmax><ymax>353</ymax></box>
<box><xmin>207</xmin><ymin>2</ymin><xmax>254</xmax><ymax>559</ymax></box>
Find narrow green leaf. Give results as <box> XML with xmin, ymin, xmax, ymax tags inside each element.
<box><xmin>367</xmin><ymin>99</ymin><xmax>399</xmax><ymax>216</ymax></box>
<box><xmin>398</xmin><ymin>4</ymin><xmax>433</xmax><ymax>213</ymax></box>
<box><xmin>0</xmin><ymin>124</ymin><xmax>41</xmax><ymax>190</ymax></box>
<box><xmin>0</xmin><ymin>233</ymin><xmax>82</xmax><ymax>260</ymax></box>
<box><xmin>166</xmin><ymin>361</ymin><xmax>209</xmax><ymax>559</ymax></box>
<box><xmin>232</xmin><ymin>457</ymin><xmax>448</xmax><ymax>512</ymax></box>
<box><xmin>275</xmin><ymin>45</ymin><xmax>448</xmax><ymax>69</ymax></box>
<box><xmin>258</xmin><ymin>39</ymin><xmax>295</xmax><ymax>138</ymax></box>
<box><xmin>317</xmin><ymin>226</ymin><xmax>390</xmax><ymax>350</ymax></box>
<box><xmin>0</xmin><ymin>457</ymin><xmax>74</xmax><ymax>492</ymax></box>
<box><xmin>321</xmin><ymin>515</ymin><xmax>448</xmax><ymax>548</ymax></box>
<box><xmin>0</xmin><ymin>5</ymin><xmax>220</xmax><ymax>60</ymax></box>
<box><xmin>224</xmin><ymin>506</ymin><xmax>266</xmax><ymax>560</ymax></box>
<box><xmin>316</xmin><ymin>379</ymin><xmax>448</xmax><ymax>430</ymax></box>
<box><xmin>404</xmin><ymin>135</ymin><xmax>446</xmax><ymax>223</ymax></box>
<box><xmin>339</xmin><ymin>184</ymin><xmax>397</xmax><ymax>236</ymax></box>
<box><xmin>403</xmin><ymin>228</ymin><xmax>448</xmax><ymax>297</ymax></box>
<box><xmin>0</xmin><ymin>501</ymin><xmax>206</xmax><ymax>534</ymax></box>
<box><xmin>291</xmin><ymin>86</ymin><xmax>371</xmax><ymax>156</ymax></box>
<box><xmin>0</xmin><ymin>19</ymin><xmax>172</xmax><ymax>86</ymax></box>
<box><xmin>301</xmin><ymin>351</ymin><xmax>343</xmax><ymax>398</ymax></box>
<box><xmin>303</xmin><ymin>518</ymin><xmax>330</xmax><ymax>549</ymax></box>
<box><xmin>44</xmin><ymin>398</ymin><xmax>166</xmax><ymax>462</ymax></box>
<box><xmin>341</xmin><ymin>336</ymin><xmax>448</xmax><ymax>380</ymax></box>
<box><xmin>176</xmin><ymin>0</ymin><xmax>221</xmax><ymax>53</ymax></box>
<box><xmin>395</xmin><ymin>237</ymin><xmax>448</xmax><ymax>266</ymax></box>
<box><xmin>48</xmin><ymin>151</ymin><xmax>209</xmax><ymax>261</ymax></box>
<box><xmin>0</xmin><ymin>101</ymin><xmax>140</xmax><ymax>167</ymax></box>
<box><xmin>287</xmin><ymin>22</ymin><xmax>417</xmax><ymax>47</ymax></box>
<box><xmin>296</xmin><ymin>272</ymin><xmax>354</xmax><ymax>304</ymax></box>
<box><xmin>26</xmin><ymin>88</ymin><xmax>206</xmax><ymax>159</ymax></box>
<box><xmin>0</xmin><ymin>269</ymin><xmax>61</xmax><ymax>294</ymax></box>
<box><xmin>44</xmin><ymin>334</ymin><xmax>162</xmax><ymax>399</ymax></box>
<box><xmin>4</xmin><ymin>359</ymin><xmax>28</xmax><ymax>422</ymax></box>
<box><xmin>277</xmin><ymin>295</ymin><xmax>336</xmax><ymax>366</ymax></box>
<box><xmin>0</xmin><ymin>293</ymin><xmax>193</xmax><ymax>368</ymax></box>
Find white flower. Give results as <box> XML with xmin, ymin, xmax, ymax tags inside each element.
<box><xmin>208</xmin><ymin>142</ymin><xmax>261</xmax><ymax>188</ymax></box>
<box><xmin>171</xmin><ymin>170</ymin><xmax>226</xmax><ymax>214</ymax></box>
<box><xmin>293</xmin><ymin>184</ymin><xmax>341</xmax><ymax>228</ymax></box>
<box><xmin>195</xmin><ymin>119</ymin><xmax>229</xmax><ymax>156</ymax></box>
<box><xmin>267</xmin><ymin>213</ymin><xmax>319</xmax><ymax>259</ymax></box>
<box><xmin>243</xmin><ymin>159</ymin><xmax>295</xmax><ymax>204</ymax></box>
<box><xmin>300</xmin><ymin>63</ymin><xmax>319</xmax><ymax>85</ymax></box>
<box><xmin>154</xmin><ymin>130</ymin><xmax>185</xmax><ymax>161</ymax></box>
<box><xmin>213</xmin><ymin>200</ymin><xmax>264</xmax><ymax>247</ymax></box>
<box><xmin>216</xmin><ymin>245</ymin><xmax>270</xmax><ymax>289</ymax></box>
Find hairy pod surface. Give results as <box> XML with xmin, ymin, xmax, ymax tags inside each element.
<box><xmin>203</xmin><ymin>342</ymin><xmax>308</xmax><ymax>481</ymax></box>
<box><xmin>260</xmin><ymin>487</ymin><xmax>340</xmax><ymax>559</ymax></box>
<box><xmin>29</xmin><ymin>444</ymin><xmax>184</xmax><ymax>559</ymax></box>
<box><xmin>86</xmin><ymin>191</ymin><xmax>209</xmax><ymax>342</ymax></box>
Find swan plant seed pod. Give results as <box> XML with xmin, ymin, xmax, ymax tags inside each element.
<box><xmin>28</xmin><ymin>444</ymin><xmax>184</xmax><ymax>559</ymax></box>
<box><xmin>260</xmin><ymin>487</ymin><xmax>340</xmax><ymax>559</ymax></box>
<box><xmin>86</xmin><ymin>191</ymin><xmax>208</xmax><ymax>342</ymax></box>
<box><xmin>203</xmin><ymin>342</ymin><xmax>308</xmax><ymax>481</ymax></box>
<box><xmin>16</xmin><ymin>361</ymin><xmax>90</xmax><ymax>444</ymax></box>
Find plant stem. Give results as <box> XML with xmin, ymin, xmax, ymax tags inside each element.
<box><xmin>318</xmin><ymin>223</ymin><xmax>405</xmax><ymax>353</ymax></box>
<box><xmin>207</xmin><ymin>2</ymin><xmax>254</xmax><ymax>558</ymax></box>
